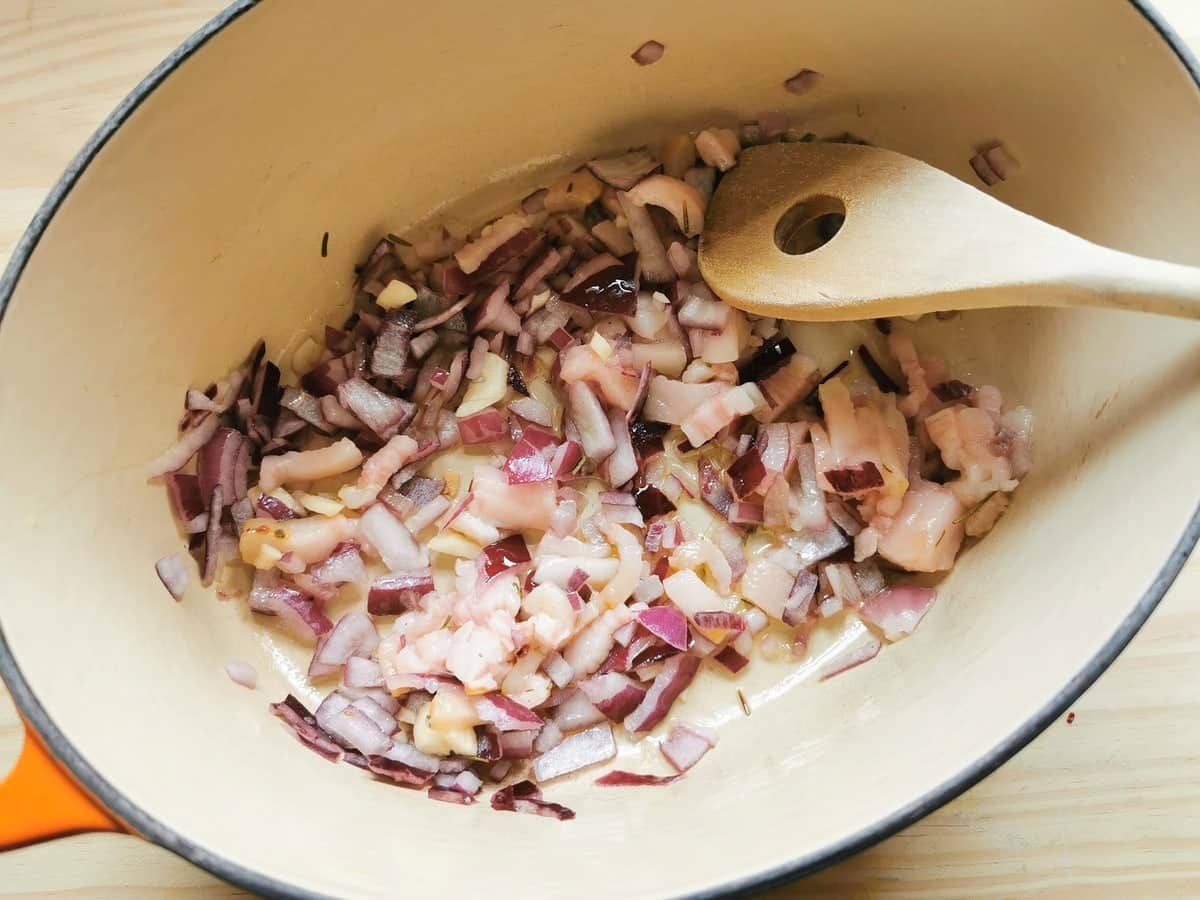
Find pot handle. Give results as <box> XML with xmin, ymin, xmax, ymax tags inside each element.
<box><xmin>0</xmin><ymin>719</ymin><xmax>123</xmax><ymax>849</ymax></box>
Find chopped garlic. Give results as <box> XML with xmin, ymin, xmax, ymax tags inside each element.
<box><xmin>413</xmin><ymin>700</ymin><xmax>477</xmax><ymax>756</ymax></box>
<box><xmin>289</xmin><ymin>337</ymin><xmax>323</xmax><ymax>376</ymax></box>
<box><xmin>376</xmin><ymin>279</ymin><xmax>418</xmax><ymax>309</ymax></box>
<box><xmin>456</xmin><ymin>353</ymin><xmax>508</xmax><ymax>417</ymax></box>
<box><xmin>429</xmin><ymin>687</ymin><xmax>481</xmax><ymax>730</ymax></box>
<box><xmin>252</xmin><ymin>543</ymin><xmax>284</xmax><ymax>571</ymax></box>
<box><xmin>428</xmin><ymin>532</ymin><xmax>481</xmax><ymax>559</ymax></box>
<box><xmin>293</xmin><ymin>491</ymin><xmax>344</xmax><ymax>517</ymax></box>
<box><xmin>529</xmin><ymin>289</ymin><xmax>553</xmax><ymax>314</ymax></box>
<box><xmin>590</xmin><ymin>332</ymin><xmax>614</xmax><ymax>361</ymax></box>
<box><xmin>268</xmin><ymin>487</ymin><xmax>305</xmax><ymax>515</ymax></box>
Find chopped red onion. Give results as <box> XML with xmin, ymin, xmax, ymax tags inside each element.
<box><xmin>783</xmin><ymin>69</ymin><xmax>823</xmax><ymax>94</ymax></box>
<box><xmin>596</xmin><ymin>770</ymin><xmax>682</xmax><ymax>787</ymax></box>
<box><xmin>280</xmin><ymin>387</ymin><xmax>333</xmax><ymax>434</ymax></box>
<box><xmin>367</xmin><ymin>569</ymin><xmax>434</xmax><ymax>615</ymax></box>
<box><xmin>351</xmin><ymin>696</ymin><xmax>399</xmax><ymax>734</ymax></box>
<box><xmin>458</xmin><ymin>408</ymin><xmax>508</xmax><ymax>445</ymax></box>
<box><xmin>601</xmin><ymin>411</ymin><xmax>638</xmax><ymax>488</ymax></box>
<box><xmin>587</xmin><ymin>149</ymin><xmax>660</xmax><ymax>190</ymax></box>
<box><xmin>337</xmin><ymin>378</ymin><xmax>415</xmax><ymax>439</ymax></box>
<box><xmin>309</xmin><ymin>611</ymin><xmax>380</xmax><ymax>678</ymax></box>
<box><xmin>533</xmin><ymin>720</ymin><xmax>564</xmax><ymax>754</ymax></box>
<box><xmin>713</xmin><ymin>646</ymin><xmax>749</xmax><ymax>673</ymax></box>
<box><xmin>360</xmin><ymin>503</ymin><xmax>427</xmax><ymax>571</ymax></box>
<box><xmin>636</xmin><ymin>606</ymin><xmax>689</xmax><ymax>651</ymax></box>
<box><xmin>270</xmin><ymin>694</ymin><xmax>344</xmax><ymax>762</ymax></box>
<box><xmin>472</xmin><ymin>281</ymin><xmax>521</xmax><ymax>336</ymax></box>
<box><xmin>660</xmin><ymin>723</ymin><xmax>716</xmax><ymax>772</ymax></box>
<box><xmin>315</xmin><ymin>692</ymin><xmax>391</xmax><ymax>755</ymax></box>
<box><xmin>147</xmin><ymin>413</ymin><xmax>220</xmax><ymax>478</ymax></box>
<box><xmin>491</xmin><ymin>780</ymin><xmax>575</xmax><ymax>820</ymax></box>
<box><xmin>567</xmin><ymin>381</ymin><xmax>616</xmax><ymax>460</ymax></box>
<box><xmin>624</xmin><ymin>653</ymin><xmax>702</xmax><ymax>733</ymax></box>
<box><xmin>479</xmin><ymin>535</ymin><xmax>532</xmax><ymax>579</ymax></box>
<box><xmin>818</xmin><ymin>619</ymin><xmax>882</xmax><ymax>681</ymax></box>
<box><xmin>617</xmin><ymin>191</ymin><xmax>673</xmax><ymax>283</ymax></box>
<box><xmin>476</xmin><ymin>692</ymin><xmax>544</xmax><ymax>732</ymax></box>
<box><xmin>698</xmin><ymin>458</ymin><xmax>734</xmax><ymax>518</ymax></box>
<box><xmin>532</xmin><ymin>722</ymin><xmax>616</xmax><ymax>782</ymax></box>
<box><xmin>200</xmin><ymin>485</ymin><xmax>223</xmax><ymax>587</ymax></box>
<box><xmin>579</xmin><ymin>672</ymin><xmax>648</xmax><ymax>721</ymax></box>
<box><xmin>155</xmin><ymin>553</ymin><xmax>189</xmax><ymax>602</ymax></box>
<box><xmin>983</xmin><ymin>142</ymin><xmax>1019</xmax><ymax>180</ymax></box>
<box><xmin>508</xmin><ymin>396</ymin><xmax>553</xmax><ymax>428</ymax></box>
<box><xmin>667</xmin><ymin>241</ymin><xmax>699</xmax><ymax>280</ymax></box>
<box><xmin>552</xmin><ymin>690</ymin><xmax>606</xmax><ymax>733</ymax></box>
<box><xmin>631</xmin><ymin>39</ymin><xmax>665</xmax><ymax>66</ymax></box>
<box><xmin>498</xmin><ymin>730</ymin><xmax>536</xmax><ymax>759</ymax></box>
<box><xmin>543</xmin><ymin>652</ymin><xmax>574</xmax><ymax>688</ymax></box>
<box><xmin>859</xmin><ymin>586</ymin><xmax>938</xmax><ymax>640</ymax></box>
<box><xmin>344</xmin><ymin>656</ymin><xmax>385</xmax><ymax>689</ymax></box>
<box><xmin>825</xmin><ymin>462</ymin><xmax>884</xmax><ymax>495</ymax></box>
<box><xmin>164</xmin><ymin>472</ymin><xmax>206</xmax><ymax>523</ymax></box>
<box><xmin>693</xmin><ymin>611</ymin><xmax>745</xmax><ymax>634</ymax></box>
<box><xmin>678</xmin><ymin>294</ymin><xmax>730</xmax><ymax>330</ymax></box>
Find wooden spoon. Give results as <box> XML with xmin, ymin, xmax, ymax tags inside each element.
<box><xmin>698</xmin><ymin>142</ymin><xmax>1200</xmax><ymax>321</ymax></box>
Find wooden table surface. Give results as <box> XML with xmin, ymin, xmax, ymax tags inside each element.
<box><xmin>1</xmin><ymin>2</ymin><xmax>1198</xmax><ymax>897</ymax></box>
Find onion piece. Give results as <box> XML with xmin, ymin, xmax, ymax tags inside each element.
<box><xmin>532</xmin><ymin>722</ymin><xmax>616</xmax><ymax>782</ymax></box>
<box><xmin>596</xmin><ymin>770</ymin><xmax>682</xmax><ymax>787</ymax></box>
<box><xmin>224</xmin><ymin>660</ymin><xmax>257</xmax><ymax>689</ymax></box>
<box><xmin>458</xmin><ymin>408</ymin><xmax>509</xmax><ymax>445</ymax></box>
<box><xmin>624</xmin><ymin>654</ymin><xmax>702</xmax><ymax>733</ymax></box>
<box><xmin>859</xmin><ymin>586</ymin><xmax>938</xmax><ymax>641</ymax></box>
<box><xmin>784</xmin><ymin>69</ymin><xmax>823</xmax><ymax>95</ymax></box>
<box><xmin>567</xmin><ymin>381</ymin><xmax>616</xmax><ymax>461</ymax></box>
<box><xmin>561</xmin><ymin>256</ymin><xmax>639</xmax><ymax>315</ymax></box>
<box><xmin>587</xmin><ymin>149</ymin><xmax>660</xmax><ymax>190</ymax></box>
<box><xmin>147</xmin><ymin>413</ymin><xmax>219</xmax><ymax>478</ymax></box>
<box><xmin>578</xmin><ymin>672</ymin><xmax>648</xmax><ymax>721</ymax></box>
<box><xmin>660</xmin><ymin>722</ymin><xmax>716</xmax><ymax>772</ymax></box>
<box><xmin>360</xmin><ymin>503</ymin><xmax>428</xmax><ymax>571</ymax></box>
<box><xmin>479</xmin><ymin>535</ymin><xmax>532</xmax><ymax>579</ymax></box>
<box><xmin>475</xmin><ymin>693</ymin><xmax>544</xmax><ymax>732</ymax></box>
<box><xmin>309</xmin><ymin>611</ymin><xmax>380</xmax><ymax>678</ymax></box>
<box><xmin>636</xmin><ymin>606</ymin><xmax>689</xmax><ymax>651</ymax></box>
<box><xmin>630</xmin><ymin>40</ymin><xmax>665</xmax><ymax>66</ymax></box>
<box><xmin>617</xmin><ymin>191</ymin><xmax>673</xmax><ymax>283</ymax></box>
<box><xmin>155</xmin><ymin>553</ymin><xmax>189</xmax><ymax>601</ymax></box>
<box><xmin>367</xmin><ymin>569</ymin><xmax>434</xmax><ymax>615</ymax></box>
<box><xmin>270</xmin><ymin>694</ymin><xmax>344</xmax><ymax>762</ymax></box>
<box><xmin>337</xmin><ymin>378</ymin><xmax>416</xmax><ymax>439</ymax></box>
<box><xmin>455</xmin><ymin>213</ymin><xmax>534</xmax><ymax>275</ymax></box>
<box><xmin>491</xmin><ymin>780</ymin><xmax>575</xmax><ymax>820</ymax></box>
<box><xmin>345</xmin><ymin>656</ymin><xmax>385</xmax><ymax>689</ymax></box>
<box><xmin>626</xmin><ymin>175</ymin><xmax>705</xmax><ymax>238</ymax></box>
<box><xmin>694</xmin><ymin>128</ymin><xmax>740</xmax><ymax>173</ymax></box>
<box><xmin>315</xmin><ymin>693</ymin><xmax>391</xmax><ymax>756</ymax></box>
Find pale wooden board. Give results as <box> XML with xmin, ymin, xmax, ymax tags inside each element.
<box><xmin>0</xmin><ymin>1</ymin><xmax>1197</xmax><ymax>897</ymax></box>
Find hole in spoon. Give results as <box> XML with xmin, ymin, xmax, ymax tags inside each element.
<box><xmin>775</xmin><ymin>196</ymin><xmax>846</xmax><ymax>255</ymax></box>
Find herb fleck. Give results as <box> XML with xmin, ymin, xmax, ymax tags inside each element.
<box><xmin>953</xmin><ymin>492</ymin><xmax>997</xmax><ymax>525</ymax></box>
<box><xmin>320</xmin><ymin>231</ymin><xmax>329</xmax><ymax>258</ymax></box>
<box><xmin>737</xmin><ymin>690</ymin><xmax>751</xmax><ymax>717</ymax></box>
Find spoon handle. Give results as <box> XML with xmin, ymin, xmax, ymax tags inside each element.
<box><xmin>1074</xmin><ymin>249</ymin><xmax>1200</xmax><ymax>320</ymax></box>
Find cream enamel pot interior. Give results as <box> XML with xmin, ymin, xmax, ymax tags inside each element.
<box><xmin>1</xmin><ymin>1</ymin><xmax>1199</xmax><ymax>897</ymax></box>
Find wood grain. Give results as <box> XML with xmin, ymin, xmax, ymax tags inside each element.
<box><xmin>0</xmin><ymin>2</ymin><xmax>1197</xmax><ymax>897</ymax></box>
